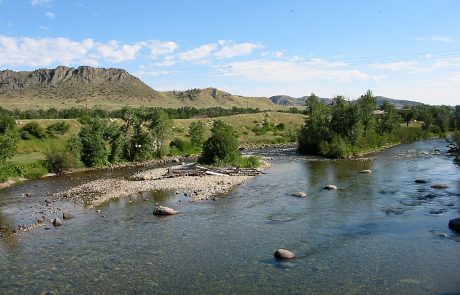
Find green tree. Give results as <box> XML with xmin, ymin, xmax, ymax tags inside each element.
<box><xmin>188</xmin><ymin>120</ymin><xmax>206</xmax><ymax>147</ymax></box>
<box><xmin>454</xmin><ymin>105</ymin><xmax>460</xmax><ymax>130</ymax></box>
<box><xmin>78</xmin><ymin>118</ymin><xmax>110</xmax><ymax>167</ymax></box>
<box><xmin>0</xmin><ymin>112</ymin><xmax>18</xmax><ymax>162</ymax></box>
<box><xmin>298</xmin><ymin>94</ymin><xmax>331</xmax><ymax>155</ymax></box>
<box><xmin>357</xmin><ymin>90</ymin><xmax>377</xmax><ymax>138</ymax></box>
<box><xmin>148</xmin><ymin>109</ymin><xmax>172</xmax><ymax>158</ymax></box>
<box><xmin>378</xmin><ymin>101</ymin><xmax>402</xmax><ymax>134</ymax></box>
<box><xmin>199</xmin><ymin>120</ymin><xmax>240</xmax><ymax>165</ymax></box>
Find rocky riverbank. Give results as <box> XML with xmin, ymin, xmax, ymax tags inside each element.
<box><xmin>55</xmin><ymin>162</ymin><xmax>270</xmax><ymax>207</ymax></box>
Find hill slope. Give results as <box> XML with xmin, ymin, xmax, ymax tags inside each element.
<box><xmin>0</xmin><ymin>66</ymin><xmax>280</xmax><ymax>111</ymax></box>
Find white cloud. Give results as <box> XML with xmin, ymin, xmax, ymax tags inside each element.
<box><xmin>45</xmin><ymin>11</ymin><xmax>55</xmax><ymax>18</ymax></box>
<box><xmin>369</xmin><ymin>58</ymin><xmax>460</xmax><ymax>73</ymax></box>
<box><xmin>214</xmin><ymin>40</ymin><xmax>262</xmax><ymax>59</ymax></box>
<box><xmin>218</xmin><ymin>59</ymin><xmax>377</xmax><ymax>83</ymax></box>
<box><xmin>369</xmin><ymin>61</ymin><xmax>418</xmax><ymax>71</ymax></box>
<box><xmin>411</xmin><ymin>35</ymin><xmax>455</xmax><ymax>43</ymax></box>
<box><xmin>178</xmin><ymin>43</ymin><xmax>217</xmax><ymax>61</ymax></box>
<box><xmin>96</xmin><ymin>40</ymin><xmax>145</xmax><ymax>63</ymax></box>
<box><xmin>147</xmin><ymin>41</ymin><xmax>178</xmax><ymax>59</ymax></box>
<box><xmin>31</xmin><ymin>0</ymin><xmax>53</xmax><ymax>7</ymax></box>
<box><xmin>0</xmin><ymin>35</ymin><xmax>177</xmax><ymax>67</ymax></box>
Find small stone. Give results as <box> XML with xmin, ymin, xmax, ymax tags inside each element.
<box><xmin>52</xmin><ymin>218</ymin><xmax>63</xmax><ymax>226</ymax></box>
<box><xmin>96</xmin><ymin>210</ymin><xmax>101</xmax><ymax>213</ymax></box>
<box><xmin>274</xmin><ymin>249</ymin><xmax>296</xmax><ymax>259</ymax></box>
<box><xmin>291</xmin><ymin>192</ymin><xmax>308</xmax><ymax>198</ymax></box>
<box><xmin>153</xmin><ymin>206</ymin><xmax>178</xmax><ymax>216</ymax></box>
<box><xmin>324</xmin><ymin>185</ymin><xmax>338</xmax><ymax>190</ymax></box>
<box><xmin>415</xmin><ymin>179</ymin><xmax>428</xmax><ymax>184</ymax></box>
<box><xmin>359</xmin><ymin>170</ymin><xmax>372</xmax><ymax>173</ymax></box>
<box><xmin>431</xmin><ymin>183</ymin><xmax>448</xmax><ymax>189</ymax></box>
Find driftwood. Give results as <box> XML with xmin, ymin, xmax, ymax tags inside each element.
<box><xmin>162</xmin><ymin>164</ymin><xmax>263</xmax><ymax>179</ymax></box>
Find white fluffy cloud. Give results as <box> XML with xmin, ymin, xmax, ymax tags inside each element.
<box><xmin>369</xmin><ymin>57</ymin><xmax>460</xmax><ymax>73</ymax></box>
<box><xmin>178</xmin><ymin>43</ymin><xmax>218</xmax><ymax>62</ymax></box>
<box><xmin>214</xmin><ymin>40</ymin><xmax>262</xmax><ymax>59</ymax></box>
<box><xmin>412</xmin><ymin>35</ymin><xmax>455</xmax><ymax>43</ymax></box>
<box><xmin>0</xmin><ymin>35</ymin><xmax>178</xmax><ymax>67</ymax></box>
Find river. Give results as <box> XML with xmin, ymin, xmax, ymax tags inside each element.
<box><xmin>0</xmin><ymin>139</ymin><xmax>459</xmax><ymax>294</ymax></box>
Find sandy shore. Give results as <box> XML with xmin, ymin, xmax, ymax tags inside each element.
<box><xmin>55</xmin><ymin>162</ymin><xmax>269</xmax><ymax>208</ymax></box>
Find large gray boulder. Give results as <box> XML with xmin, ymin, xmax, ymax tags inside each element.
<box><xmin>274</xmin><ymin>249</ymin><xmax>296</xmax><ymax>259</ymax></box>
<box><xmin>291</xmin><ymin>192</ymin><xmax>308</xmax><ymax>198</ymax></box>
<box><xmin>448</xmin><ymin>218</ymin><xmax>460</xmax><ymax>232</ymax></box>
<box><xmin>153</xmin><ymin>206</ymin><xmax>178</xmax><ymax>216</ymax></box>
<box><xmin>431</xmin><ymin>184</ymin><xmax>448</xmax><ymax>189</ymax></box>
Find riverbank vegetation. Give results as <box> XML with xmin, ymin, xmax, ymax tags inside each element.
<box><xmin>298</xmin><ymin>90</ymin><xmax>460</xmax><ymax>158</ymax></box>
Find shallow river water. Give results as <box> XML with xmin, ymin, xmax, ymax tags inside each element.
<box><xmin>0</xmin><ymin>139</ymin><xmax>459</xmax><ymax>294</ymax></box>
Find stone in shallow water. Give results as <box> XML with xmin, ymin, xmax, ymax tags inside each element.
<box><xmin>448</xmin><ymin>217</ymin><xmax>460</xmax><ymax>232</ymax></box>
<box><xmin>62</xmin><ymin>212</ymin><xmax>75</xmax><ymax>220</ymax></box>
<box><xmin>415</xmin><ymin>179</ymin><xmax>428</xmax><ymax>184</ymax></box>
<box><xmin>291</xmin><ymin>192</ymin><xmax>307</xmax><ymax>198</ymax></box>
<box><xmin>153</xmin><ymin>206</ymin><xmax>178</xmax><ymax>216</ymax></box>
<box><xmin>431</xmin><ymin>183</ymin><xmax>448</xmax><ymax>189</ymax></box>
<box><xmin>359</xmin><ymin>169</ymin><xmax>372</xmax><ymax>173</ymax></box>
<box><xmin>274</xmin><ymin>249</ymin><xmax>296</xmax><ymax>259</ymax></box>
<box><xmin>52</xmin><ymin>218</ymin><xmax>63</xmax><ymax>226</ymax></box>
<box><xmin>324</xmin><ymin>185</ymin><xmax>338</xmax><ymax>190</ymax></box>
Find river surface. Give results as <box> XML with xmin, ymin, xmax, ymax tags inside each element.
<box><xmin>0</xmin><ymin>139</ymin><xmax>459</xmax><ymax>294</ymax></box>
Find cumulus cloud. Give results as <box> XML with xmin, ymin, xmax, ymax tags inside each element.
<box><xmin>0</xmin><ymin>35</ymin><xmax>178</xmax><ymax>67</ymax></box>
<box><xmin>31</xmin><ymin>0</ymin><xmax>53</xmax><ymax>7</ymax></box>
<box><xmin>178</xmin><ymin>43</ymin><xmax>217</xmax><ymax>62</ymax></box>
<box><xmin>369</xmin><ymin>58</ymin><xmax>460</xmax><ymax>73</ymax></box>
<box><xmin>45</xmin><ymin>11</ymin><xmax>55</xmax><ymax>18</ymax></box>
<box><xmin>214</xmin><ymin>40</ymin><xmax>262</xmax><ymax>59</ymax></box>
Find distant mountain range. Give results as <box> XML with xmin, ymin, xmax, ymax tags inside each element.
<box><xmin>0</xmin><ymin>66</ymin><xmax>424</xmax><ymax>111</ymax></box>
<box><xmin>268</xmin><ymin>95</ymin><xmax>422</xmax><ymax>109</ymax></box>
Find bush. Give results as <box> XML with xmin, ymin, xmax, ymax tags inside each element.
<box><xmin>169</xmin><ymin>138</ymin><xmax>198</xmax><ymax>156</ymax></box>
<box><xmin>19</xmin><ymin>162</ymin><xmax>48</xmax><ymax>179</ymax></box>
<box><xmin>188</xmin><ymin>120</ymin><xmax>205</xmax><ymax>147</ymax></box>
<box><xmin>45</xmin><ymin>147</ymin><xmax>80</xmax><ymax>174</ymax></box>
<box><xmin>21</xmin><ymin>121</ymin><xmax>47</xmax><ymax>139</ymax></box>
<box><xmin>239</xmin><ymin>155</ymin><xmax>261</xmax><ymax>168</ymax></box>
<box><xmin>78</xmin><ymin>119</ymin><xmax>109</xmax><ymax>167</ymax></box>
<box><xmin>0</xmin><ymin>112</ymin><xmax>16</xmax><ymax>133</ymax></box>
<box><xmin>0</xmin><ymin>162</ymin><xmax>23</xmax><ymax>182</ymax></box>
<box><xmin>46</xmin><ymin>121</ymin><xmax>70</xmax><ymax>136</ymax></box>
<box><xmin>0</xmin><ymin>128</ymin><xmax>19</xmax><ymax>162</ymax></box>
<box><xmin>199</xmin><ymin>120</ymin><xmax>240</xmax><ymax>166</ymax></box>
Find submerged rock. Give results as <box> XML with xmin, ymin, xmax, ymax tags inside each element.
<box><xmin>431</xmin><ymin>184</ymin><xmax>448</xmax><ymax>189</ymax></box>
<box><xmin>415</xmin><ymin>179</ymin><xmax>428</xmax><ymax>184</ymax></box>
<box><xmin>324</xmin><ymin>185</ymin><xmax>338</xmax><ymax>190</ymax></box>
<box><xmin>359</xmin><ymin>170</ymin><xmax>372</xmax><ymax>173</ymax></box>
<box><xmin>291</xmin><ymin>192</ymin><xmax>308</xmax><ymax>198</ymax></box>
<box><xmin>52</xmin><ymin>218</ymin><xmax>63</xmax><ymax>226</ymax></box>
<box><xmin>153</xmin><ymin>206</ymin><xmax>178</xmax><ymax>216</ymax></box>
<box><xmin>274</xmin><ymin>249</ymin><xmax>296</xmax><ymax>259</ymax></box>
<box><xmin>448</xmin><ymin>218</ymin><xmax>460</xmax><ymax>232</ymax></box>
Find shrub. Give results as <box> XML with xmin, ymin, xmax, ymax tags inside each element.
<box><xmin>188</xmin><ymin>120</ymin><xmax>205</xmax><ymax>147</ymax></box>
<box><xmin>78</xmin><ymin>118</ymin><xmax>109</xmax><ymax>167</ymax></box>
<box><xmin>0</xmin><ymin>128</ymin><xmax>19</xmax><ymax>162</ymax></box>
<box><xmin>45</xmin><ymin>147</ymin><xmax>80</xmax><ymax>174</ymax></box>
<box><xmin>21</xmin><ymin>121</ymin><xmax>47</xmax><ymax>139</ymax></box>
<box><xmin>239</xmin><ymin>155</ymin><xmax>261</xmax><ymax>168</ymax></box>
<box><xmin>199</xmin><ymin>120</ymin><xmax>240</xmax><ymax>166</ymax></box>
<box><xmin>46</xmin><ymin>121</ymin><xmax>70</xmax><ymax>136</ymax></box>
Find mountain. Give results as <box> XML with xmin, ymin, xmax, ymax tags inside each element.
<box><xmin>269</xmin><ymin>95</ymin><xmax>422</xmax><ymax>108</ymax></box>
<box><xmin>0</xmin><ymin>66</ymin><xmax>280</xmax><ymax>111</ymax></box>
<box><xmin>0</xmin><ymin>66</ymin><xmax>424</xmax><ymax>111</ymax></box>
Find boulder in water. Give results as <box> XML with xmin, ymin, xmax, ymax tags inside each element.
<box><xmin>52</xmin><ymin>218</ymin><xmax>63</xmax><ymax>226</ymax></box>
<box><xmin>448</xmin><ymin>218</ymin><xmax>460</xmax><ymax>232</ymax></box>
<box><xmin>431</xmin><ymin>184</ymin><xmax>448</xmax><ymax>189</ymax></box>
<box><xmin>274</xmin><ymin>249</ymin><xmax>296</xmax><ymax>259</ymax></box>
<box><xmin>291</xmin><ymin>192</ymin><xmax>307</xmax><ymax>198</ymax></box>
<box><xmin>62</xmin><ymin>212</ymin><xmax>75</xmax><ymax>220</ymax></box>
<box><xmin>359</xmin><ymin>170</ymin><xmax>372</xmax><ymax>173</ymax></box>
<box><xmin>415</xmin><ymin>179</ymin><xmax>428</xmax><ymax>184</ymax></box>
<box><xmin>324</xmin><ymin>185</ymin><xmax>338</xmax><ymax>190</ymax></box>
<box><xmin>153</xmin><ymin>206</ymin><xmax>178</xmax><ymax>216</ymax></box>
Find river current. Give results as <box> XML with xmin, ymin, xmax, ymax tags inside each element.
<box><xmin>0</xmin><ymin>139</ymin><xmax>459</xmax><ymax>294</ymax></box>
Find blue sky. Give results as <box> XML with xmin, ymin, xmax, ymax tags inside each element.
<box><xmin>0</xmin><ymin>0</ymin><xmax>459</xmax><ymax>105</ymax></box>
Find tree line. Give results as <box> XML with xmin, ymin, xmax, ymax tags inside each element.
<box><xmin>298</xmin><ymin>90</ymin><xmax>460</xmax><ymax>158</ymax></box>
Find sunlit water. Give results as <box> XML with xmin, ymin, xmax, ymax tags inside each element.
<box><xmin>0</xmin><ymin>139</ymin><xmax>459</xmax><ymax>294</ymax></box>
